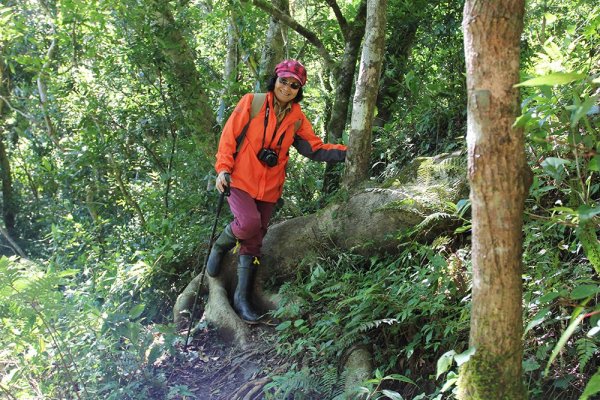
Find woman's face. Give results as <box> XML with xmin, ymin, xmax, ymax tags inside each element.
<box><xmin>274</xmin><ymin>77</ymin><xmax>301</xmax><ymax>104</ymax></box>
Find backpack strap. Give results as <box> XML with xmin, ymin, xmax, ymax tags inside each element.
<box><xmin>251</xmin><ymin>93</ymin><xmax>266</xmax><ymax>119</ymax></box>
<box><xmin>234</xmin><ymin>93</ymin><xmax>267</xmax><ymax>157</ymax></box>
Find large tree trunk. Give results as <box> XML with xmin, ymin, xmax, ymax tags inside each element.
<box><xmin>175</xmin><ymin>152</ymin><xmax>468</xmax><ymax>346</ymax></box>
<box><xmin>457</xmin><ymin>1</ymin><xmax>528</xmax><ymax>399</ymax></box>
<box><xmin>258</xmin><ymin>0</ymin><xmax>289</xmax><ymax>90</ymax></box>
<box><xmin>146</xmin><ymin>0</ymin><xmax>216</xmax><ymax>143</ymax></box>
<box><xmin>0</xmin><ymin>138</ymin><xmax>16</xmax><ymax>236</ymax></box>
<box><xmin>322</xmin><ymin>2</ymin><xmax>367</xmax><ymax>193</ymax></box>
<box><xmin>0</xmin><ymin>55</ymin><xmax>17</xmax><ymax>237</ymax></box>
<box><xmin>374</xmin><ymin>22</ymin><xmax>418</xmax><ymax>127</ymax></box>
<box><xmin>342</xmin><ymin>0</ymin><xmax>387</xmax><ymax>189</ymax></box>
<box><xmin>216</xmin><ymin>18</ymin><xmax>239</xmax><ymax>131</ymax></box>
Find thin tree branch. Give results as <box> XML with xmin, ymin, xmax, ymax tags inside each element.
<box><xmin>0</xmin><ymin>383</ymin><xmax>18</xmax><ymax>400</ymax></box>
<box><xmin>37</xmin><ymin>38</ymin><xmax>59</xmax><ymax>144</ymax></box>
<box><xmin>243</xmin><ymin>0</ymin><xmax>336</xmax><ymax>70</ymax></box>
<box><xmin>324</xmin><ymin>0</ymin><xmax>349</xmax><ymax>39</ymax></box>
<box><xmin>0</xmin><ymin>95</ymin><xmax>35</xmax><ymax>120</ymax></box>
<box><xmin>0</xmin><ymin>224</ymin><xmax>26</xmax><ymax>258</ymax></box>
<box><xmin>229</xmin><ymin>13</ymin><xmax>260</xmax><ymax>79</ymax></box>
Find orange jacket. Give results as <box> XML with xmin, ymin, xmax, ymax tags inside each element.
<box><xmin>216</xmin><ymin>92</ymin><xmax>347</xmax><ymax>203</ymax></box>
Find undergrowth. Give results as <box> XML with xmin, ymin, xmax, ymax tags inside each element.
<box><xmin>264</xmin><ymin>239</ymin><xmax>472</xmax><ymax>399</ymax></box>
<box><xmin>264</xmin><ymin>211</ymin><xmax>598</xmax><ymax>399</ymax></box>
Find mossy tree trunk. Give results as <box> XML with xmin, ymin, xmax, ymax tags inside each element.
<box><xmin>342</xmin><ymin>0</ymin><xmax>387</xmax><ymax>189</ymax></box>
<box><xmin>457</xmin><ymin>1</ymin><xmax>528</xmax><ymax>399</ymax></box>
<box><xmin>0</xmin><ymin>55</ymin><xmax>17</xmax><ymax>237</ymax></box>
<box><xmin>257</xmin><ymin>0</ymin><xmax>289</xmax><ymax>91</ymax></box>
<box><xmin>146</xmin><ymin>0</ymin><xmax>216</xmax><ymax>145</ymax></box>
<box><xmin>322</xmin><ymin>1</ymin><xmax>367</xmax><ymax>193</ymax></box>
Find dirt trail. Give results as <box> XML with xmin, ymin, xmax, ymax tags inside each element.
<box><xmin>157</xmin><ymin>325</ymin><xmax>286</xmax><ymax>400</ymax></box>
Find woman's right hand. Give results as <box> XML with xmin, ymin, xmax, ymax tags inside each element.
<box><xmin>216</xmin><ymin>171</ymin><xmax>231</xmax><ymax>194</ymax></box>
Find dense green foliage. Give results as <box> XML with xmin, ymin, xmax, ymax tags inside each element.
<box><xmin>0</xmin><ymin>0</ymin><xmax>598</xmax><ymax>399</ymax></box>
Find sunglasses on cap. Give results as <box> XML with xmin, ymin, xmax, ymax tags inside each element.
<box><xmin>278</xmin><ymin>77</ymin><xmax>301</xmax><ymax>90</ymax></box>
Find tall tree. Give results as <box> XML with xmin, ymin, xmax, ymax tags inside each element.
<box><xmin>217</xmin><ymin>18</ymin><xmax>240</xmax><ymax>129</ymax></box>
<box><xmin>145</xmin><ymin>0</ymin><xmax>216</xmax><ymax>141</ymax></box>
<box><xmin>0</xmin><ymin>53</ymin><xmax>17</xmax><ymax>238</ymax></box>
<box><xmin>257</xmin><ymin>0</ymin><xmax>289</xmax><ymax>90</ymax></box>
<box><xmin>457</xmin><ymin>1</ymin><xmax>529</xmax><ymax>399</ymax></box>
<box><xmin>373</xmin><ymin>0</ymin><xmax>422</xmax><ymax>127</ymax></box>
<box><xmin>342</xmin><ymin>0</ymin><xmax>387</xmax><ymax>189</ymax></box>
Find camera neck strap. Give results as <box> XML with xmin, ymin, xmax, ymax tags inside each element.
<box><xmin>235</xmin><ymin>95</ymin><xmax>289</xmax><ymax>160</ymax></box>
<box><xmin>260</xmin><ymin>101</ymin><xmax>287</xmax><ymax>151</ymax></box>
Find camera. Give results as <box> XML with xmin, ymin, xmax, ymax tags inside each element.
<box><xmin>257</xmin><ymin>148</ymin><xmax>278</xmax><ymax>167</ymax></box>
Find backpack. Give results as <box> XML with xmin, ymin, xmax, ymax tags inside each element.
<box><xmin>234</xmin><ymin>93</ymin><xmax>302</xmax><ymax>157</ymax></box>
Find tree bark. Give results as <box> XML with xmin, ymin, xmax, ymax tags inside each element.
<box><xmin>322</xmin><ymin>1</ymin><xmax>367</xmax><ymax>192</ymax></box>
<box><xmin>342</xmin><ymin>0</ymin><xmax>387</xmax><ymax>189</ymax></box>
<box><xmin>37</xmin><ymin>38</ymin><xmax>58</xmax><ymax>146</ymax></box>
<box><xmin>374</xmin><ymin>22</ymin><xmax>418</xmax><ymax>127</ymax></box>
<box><xmin>258</xmin><ymin>0</ymin><xmax>289</xmax><ymax>90</ymax></box>
<box><xmin>245</xmin><ymin>0</ymin><xmax>336</xmax><ymax>69</ymax></box>
<box><xmin>217</xmin><ymin>18</ymin><xmax>239</xmax><ymax>130</ymax></box>
<box><xmin>146</xmin><ymin>0</ymin><xmax>216</xmax><ymax>144</ymax></box>
<box><xmin>457</xmin><ymin>1</ymin><xmax>528</xmax><ymax>399</ymax></box>
<box><xmin>0</xmin><ymin>55</ymin><xmax>17</xmax><ymax>237</ymax></box>
<box><xmin>0</xmin><ymin>138</ymin><xmax>16</xmax><ymax>236</ymax></box>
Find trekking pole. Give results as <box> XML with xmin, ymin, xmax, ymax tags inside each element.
<box><xmin>184</xmin><ymin>176</ymin><xmax>230</xmax><ymax>350</ymax></box>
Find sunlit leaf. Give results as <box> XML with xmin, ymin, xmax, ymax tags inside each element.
<box><xmin>436</xmin><ymin>350</ymin><xmax>455</xmax><ymax>379</ymax></box>
<box><xmin>524</xmin><ymin>307</ymin><xmax>551</xmax><ymax>335</ymax></box>
<box><xmin>570</xmin><ymin>284</ymin><xmax>600</xmax><ymax>300</ymax></box>
<box><xmin>454</xmin><ymin>347</ymin><xmax>476</xmax><ymax>366</ymax></box>
<box><xmin>129</xmin><ymin>304</ymin><xmax>145</xmax><ymax>319</ymax></box>
<box><xmin>570</xmin><ymin>95</ymin><xmax>596</xmax><ymax>127</ymax></box>
<box><xmin>515</xmin><ymin>72</ymin><xmax>586</xmax><ymax>87</ymax></box>
<box><xmin>577</xmin><ymin>205</ymin><xmax>600</xmax><ymax>222</ymax></box>
<box><xmin>580</xmin><ymin>368</ymin><xmax>600</xmax><ymax>400</ymax></box>
<box><xmin>441</xmin><ymin>373</ymin><xmax>458</xmax><ymax>392</ymax></box>
<box><xmin>381</xmin><ymin>390</ymin><xmax>404</xmax><ymax>400</ymax></box>
<box><xmin>275</xmin><ymin>321</ymin><xmax>291</xmax><ymax>331</ymax></box>
<box><xmin>385</xmin><ymin>374</ymin><xmax>416</xmax><ymax>385</ymax></box>
<box><xmin>589</xmin><ymin>156</ymin><xmax>600</xmax><ymax>172</ymax></box>
<box><xmin>538</xmin><ymin>291</ymin><xmax>560</xmax><ymax>303</ymax></box>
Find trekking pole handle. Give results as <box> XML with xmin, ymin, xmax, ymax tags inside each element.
<box><xmin>223</xmin><ymin>173</ymin><xmax>231</xmax><ymax>197</ymax></box>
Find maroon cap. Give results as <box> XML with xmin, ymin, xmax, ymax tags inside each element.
<box><xmin>274</xmin><ymin>59</ymin><xmax>307</xmax><ymax>86</ymax></box>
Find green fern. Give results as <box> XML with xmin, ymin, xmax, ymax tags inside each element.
<box><xmin>576</xmin><ymin>337</ymin><xmax>598</xmax><ymax>372</ymax></box>
<box><xmin>578</xmin><ymin>221</ymin><xmax>600</xmax><ymax>275</ymax></box>
<box><xmin>264</xmin><ymin>366</ymin><xmax>343</xmax><ymax>400</ymax></box>
<box><xmin>358</xmin><ymin>318</ymin><xmax>400</xmax><ymax>333</ymax></box>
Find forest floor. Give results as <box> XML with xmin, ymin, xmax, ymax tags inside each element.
<box><xmin>155</xmin><ymin>323</ymin><xmax>286</xmax><ymax>400</ymax></box>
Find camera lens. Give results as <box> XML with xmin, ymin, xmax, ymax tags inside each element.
<box><xmin>258</xmin><ymin>148</ymin><xmax>278</xmax><ymax>167</ymax></box>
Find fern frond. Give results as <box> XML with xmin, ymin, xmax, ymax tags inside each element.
<box><xmin>358</xmin><ymin>318</ymin><xmax>400</xmax><ymax>333</ymax></box>
<box><xmin>577</xmin><ymin>337</ymin><xmax>598</xmax><ymax>372</ymax></box>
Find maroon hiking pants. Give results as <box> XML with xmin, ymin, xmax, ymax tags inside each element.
<box><xmin>227</xmin><ymin>188</ymin><xmax>276</xmax><ymax>256</ymax></box>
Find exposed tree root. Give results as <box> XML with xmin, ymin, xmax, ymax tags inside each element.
<box><xmin>174</xmin><ymin>153</ymin><xmax>468</xmax><ymax>349</ymax></box>
<box><xmin>230</xmin><ymin>376</ymin><xmax>270</xmax><ymax>400</ymax></box>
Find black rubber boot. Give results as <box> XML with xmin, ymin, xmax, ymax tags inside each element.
<box><xmin>234</xmin><ymin>255</ymin><xmax>261</xmax><ymax>323</ymax></box>
<box><xmin>206</xmin><ymin>224</ymin><xmax>237</xmax><ymax>277</ymax></box>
